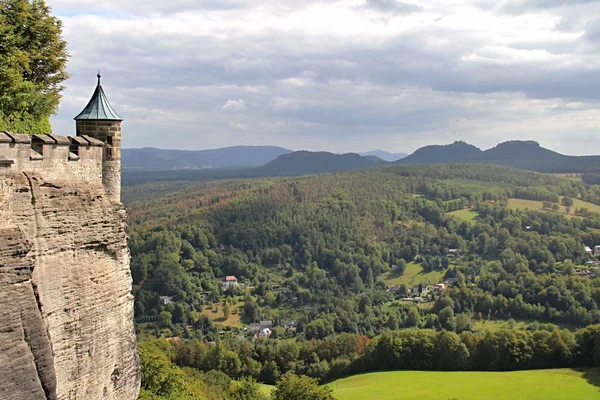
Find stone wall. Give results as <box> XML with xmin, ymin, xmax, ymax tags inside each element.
<box><xmin>0</xmin><ymin>132</ymin><xmax>103</xmax><ymax>183</ymax></box>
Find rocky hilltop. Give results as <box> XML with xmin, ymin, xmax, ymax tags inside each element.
<box><xmin>0</xmin><ymin>171</ymin><xmax>140</xmax><ymax>400</ymax></box>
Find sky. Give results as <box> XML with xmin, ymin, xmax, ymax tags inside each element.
<box><xmin>47</xmin><ymin>0</ymin><xmax>600</xmax><ymax>154</ymax></box>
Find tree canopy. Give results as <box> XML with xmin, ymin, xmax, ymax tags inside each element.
<box><xmin>0</xmin><ymin>0</ymin><xmax>69</xmax><ymax>133</ymax></box>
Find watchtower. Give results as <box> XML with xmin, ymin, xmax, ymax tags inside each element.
<box><xmin>74</xmin><ymin>73</ymin><xmax>123</xmax><ymax>202</ymax></box>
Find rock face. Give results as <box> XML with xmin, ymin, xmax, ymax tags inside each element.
<box><xmin>0</xmin><ymin>172</ymin><xmax>140</xmax><ymax>400</ymax></box>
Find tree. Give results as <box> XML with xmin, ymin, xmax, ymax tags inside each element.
<box><xmin>223</xmin><ymin>303</ymin><xmax>231</xmax><ymax>320</ymax></box>
<box><xmin>397</xmin><ymin>259</ymin><xmax>407</xmax><ymax>274</ymax></box>
<box><xmin>228</xmin><ymin>377</ymin><xmax>269</xmax><ymax>400</ymax></box>
<box><xmin>0</xmin><ymin>0</ymin><xmax>69</xmax><ymax>133</ymax></box>
<box><xmin>159</xmin><ymin>311</ymin><xmax>172</xmax><ymax>328</ymax></box>
<box><xmin>562</xmin><ymin>196</ymin><xmax>574</xmax><ymax>207</ymax></box>
<box><xmin>271</xmin><ymin>372</ymin><xmax>335</xmax><ymax>400</ymax></box>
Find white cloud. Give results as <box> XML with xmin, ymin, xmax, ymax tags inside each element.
<box><xmin>221</xmin><ymin>99</ymin><xmax>248</xmax><ymax>112</ymax></box>
<box><xmin>47</xmin><ymin>0</ymin><xmax>600</xmax><ymax>154</ymax></box>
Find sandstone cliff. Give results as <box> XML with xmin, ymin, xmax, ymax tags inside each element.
<box><xmin>0</xmin><ymin>172</ymin><xmax>140</xmax><ymax>400</ymax></box>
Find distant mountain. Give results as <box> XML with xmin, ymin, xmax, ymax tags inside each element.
<box><xmin>397</xmin><ymin>140</ymin><xmax>600</xmax><ymax>173</ymax></box>
<box><xmin>359</xmin><ymin>150</ymin><xmax>408</xmax><ymax>162</ymax></box>
<box><xmin>399</xmin><ymin>141</ymin><xmax>481</xmax><ymax>164</ymax></box>
<box><xmin>122</xmin><ymin>151</ymin><xmax>387</xmax><ymax>185</ymax></box>
<box><xmin>122</xmin><ymin>146</ymin><xmax>292</xmax><ymax>171</ymax></box>
<box><xmin>257</xmin><ymin>151</ymin><xmax>387</xmax><ymax>176</ymax></box>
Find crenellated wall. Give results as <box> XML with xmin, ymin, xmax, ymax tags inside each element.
<box><xmin>0</xmin><ymin>132</ymin><xmax>104</xmax><ymax>183</ymax></box>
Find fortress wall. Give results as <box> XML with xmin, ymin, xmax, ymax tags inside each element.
<box><xmin>0</xmin><ymin>132</ymin><xmax>103</xmax><ymax>182</ymax></box>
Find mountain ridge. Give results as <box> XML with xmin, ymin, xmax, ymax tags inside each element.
<box><xmin>397</xmin><ymin>140</ymin><xmax>600</xmax><ymax>173</ymax></box>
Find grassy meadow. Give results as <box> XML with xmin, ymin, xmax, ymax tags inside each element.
<box><xmin>382</xmin><ymin>262</ymin><xmax>446</xmax><ymax>287</ymax></box>
<box><xmin>448</xmin><ymin>208</ymin><xmax>479</xmax><ymax>222</ymax></box>
<box><xmin>507</xmin><ymin>197</ymin><xmax>600</xmax><ymax>216</ymax></box>
<box><xmin>327</xmin><ymin>369</ymin><xmax>600</xmax><ymax>400</ymax></box>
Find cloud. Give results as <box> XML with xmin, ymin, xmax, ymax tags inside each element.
<box><xmin>363</xmin><ymin>0</ymin><xmax>423</xmax><ymax>14</ymax></box>
<box><xmin>221</xmin><ymin>99</ymin><xmax>248</xmax><ymax>112</ymax></box>
<box><xmin>47</xmin><ymin>0</ymin><xmax>600</xmax><ymax>155</ymax></box>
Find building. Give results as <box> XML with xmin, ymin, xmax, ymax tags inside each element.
<box><xmin>585</xmin><ymin>246</ymin><xmax>593</xmax><ymax>255</ymax></box>
<box><xmin>434</xmin><ymin>283</ymin><xmax>447</xmax><ymax>292</ymax></box>
<box><xmin>159</xmin><ymin>296</ymin><xmax>173</xmax><ymax>305</ymax></box>
<box><xmin>74</xmin><ymin>72</ymin><xmax>123</xmax><ymax>202</ymax></box>
<box><xmin>595</xmin><ymin>246</ymin><xmax>600</xmax><ymax>255</ymax></box>
<box><xmin>220</xmin><ymin>276</ymin><xmax>238</xmax><ymax>290</ymax></box>
<box><xmin>447</xmin><ymin>249</ymin><xmax>458</xmax><ymax>258</ymax></box>
<box><xmin>259</xmin><ymin>328</ymin><xmax>272</xmax><ymax>339</ymax></box>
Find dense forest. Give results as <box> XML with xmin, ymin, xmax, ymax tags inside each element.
<box><xmin>127</xmin><ymin>164</ymin><xmax>600</xmax><ymax>398</ymax></box>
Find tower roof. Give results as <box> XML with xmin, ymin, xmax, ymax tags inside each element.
<box><xmin>74</xmin><ymin>73</ymin><xmax>123</xmax><ymax>121</ymax></box>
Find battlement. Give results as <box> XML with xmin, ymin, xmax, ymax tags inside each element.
<box><xmin>0</xmin><ymin>131</ymin><xmax>104</xmax><ymax>183</ymax></box>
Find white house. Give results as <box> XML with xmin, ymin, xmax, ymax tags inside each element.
<box><xmin>259</xmin><ymin>328</ymin><xmax>272</xmax><ymax>339</ymax></box>
<box><xmin>585</xmin><ymin>246</ymin><xmax>593</xmax><ymax>255</ymax></box>
<box><xmin>159</xmin><ymin>296</ymin><xmax>173</xmax><ymax>305</ymax></box>
<box><xmin>220</xmin><ymin>276</ymin><xmax>238</xmax><ymax>290</ymax></box>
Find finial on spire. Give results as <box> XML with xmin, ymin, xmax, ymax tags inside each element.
<box><xmin>97</xmin><ymin>71</ymin><xmax>102</xmax><ymax>85</ymax></box>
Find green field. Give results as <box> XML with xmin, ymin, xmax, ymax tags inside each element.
<box><xmin>327</xmin><ymin>369</ymin><xmax>600</xmax><ymax>400</ymax></box>
<box><xmin>448</xmin><ymin>208</ymin><xmax>478</xmax><ymax>222</ymax></box>
<box><xmin>507</xmin><ymin>197</ymin><xmax>600</xmax><ymax>216</ymax></box>
<box><xmin>382</xmin><ymin>262</ymin><xmax>446</xmax><ymax>287</ymax></box>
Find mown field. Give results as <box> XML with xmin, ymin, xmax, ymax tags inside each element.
<box><xmin>382</xmin><ymin>262</ymin><xmax>446</xmax><ymax>287</ymax></box>
<box><xmin>327</xmin><ymin>369</ymin><xmax>600</xmax><ymax>400</ymax></box>
<box><xmin>507</xmin><ymin>197</ymin><xmax>600</xmax><ymax>216</ymax></box>
<box><xmin>448</xmin><ymin>208</ymin><xmax>479</xmax><ymax>222</ymax></box>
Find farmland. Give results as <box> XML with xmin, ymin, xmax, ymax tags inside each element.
<box><xmin>328</xmin><ymin>369</ymin><xmax>600</xmax><ymax>400</ymax></box>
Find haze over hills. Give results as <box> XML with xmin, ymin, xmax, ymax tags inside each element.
<box><xmin>122</xmin><ymin>151</ymin><xmax>386</xmax><ymax>185</ymax></box>
<box><xmin>122</xmin><ymin>146</ymin><xmax>292</xmax><ymax>171</ymax></box>
<box><xmin>122</xmin><ymin>140</ymin><xmax>600</xmax><ymax>186</ymax></box>
<box><xmin>397</xmin><ymin>140</ymin><xmax>600</xmax><ymax>173</ymax></box>
<box><xmin>359</xmin><ymin>150</ymin><xmax>408</xmax><ymax>162</ymax></box>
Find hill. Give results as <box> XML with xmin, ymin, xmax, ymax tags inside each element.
<box><xmin>256</xmin><ymin>151</ymin><xmax>387</xmax><ymax>176</ymax></box>
<box><xmin>359</xmin><ymin>149</ymin><xmax>408</xmax><ymax>162</ymax></box>
<box><xmin>122</xmin><ymin>151</ymin><xmax>386</xmax><ymax>185</ymax></box>
<box><xmin>122</xmin><ymin>145</ymin><xmax>292</xmax><ymax>171</ymax></box>
<box><xmin>398</xmin><ymin>140</ymin><xmax>600</xmax><ymax>173</ymax></box>
<box><xmin>399</xmin><ymin>140</ymin><xmax>481</xmax><ymax>164</ymax></box>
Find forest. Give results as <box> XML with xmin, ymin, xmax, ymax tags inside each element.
<box><xmin>127</xmin><ymin>164</ymin><xmax>600</xmax><ymax>398</ymax></box>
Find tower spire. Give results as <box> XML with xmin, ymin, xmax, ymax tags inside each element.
<box><xmin>97</xmin><ymin>71</ymin><xmax>101</xmax><ymax>86</ymax></box>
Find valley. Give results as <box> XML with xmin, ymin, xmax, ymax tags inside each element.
<box><xmin>128</xmin><ymin>163</ymin><xmax>600</xmax><ymax>399</ymax></box>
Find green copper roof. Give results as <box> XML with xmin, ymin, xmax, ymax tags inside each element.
<box><xmin>74</xmin><ymin>73</ymin><xmax>123</xmax><ymax>121</ymax></box>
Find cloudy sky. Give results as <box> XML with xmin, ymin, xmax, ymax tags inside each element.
<box><xmin>47</xmin><ymin>0</ymin><xmax>600</xmax><ymax>154</ymax></box>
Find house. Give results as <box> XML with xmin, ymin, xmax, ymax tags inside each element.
<box><xmin>258</xmin><ymin>328</ymin><xmax>272</xmax><ymax>339</ymax></box>
<box><xmin>220</xmin><ymin>276</ymin><xmax>238</xmax><ymax>290</ymax></box>
<box><xmin>259</xmin><ymin>320</ymin><xmax>274</xmax><ymax>329</ymax></box>
<box><xmin>391</xmin><ymin>264</ymin><xmax>399</xmax><ymax>271</ymax></box>
<box><xmin>585</xmin><ymin>246</ymin><xmax>593</xmax><ymax>255</ymax></box>
<box><xmin>412</xmin><ymin>284</ymin><xmax>428</xmax><ymax>295</ymax></box>
<box><xmin>248</xmin><ymin>323</ymin><xmax>261</xmax><ymax>332</ymax></box>
<box><xmin>284</xmin><ymin>320</ymin><xmax>299</xmax><ymax>332</ymax></box>
<box><xmin>159</xmin><ymin>296</ymin><xmax>173</xmax><ymax>305</ymax></box>
<box><xmin>434</xmin><ymin>283</ymin><xmax>447</xmax><ymax>292</ymax></box>
<box><xmin>447</xmin><ymin>249</ymin><xmax>458</xmax><ymax>258</ymax></box>
<box><xmin>595</xmin><ymin>245</ymin><xmax>600</xmax><ymax>255</ymax></box>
